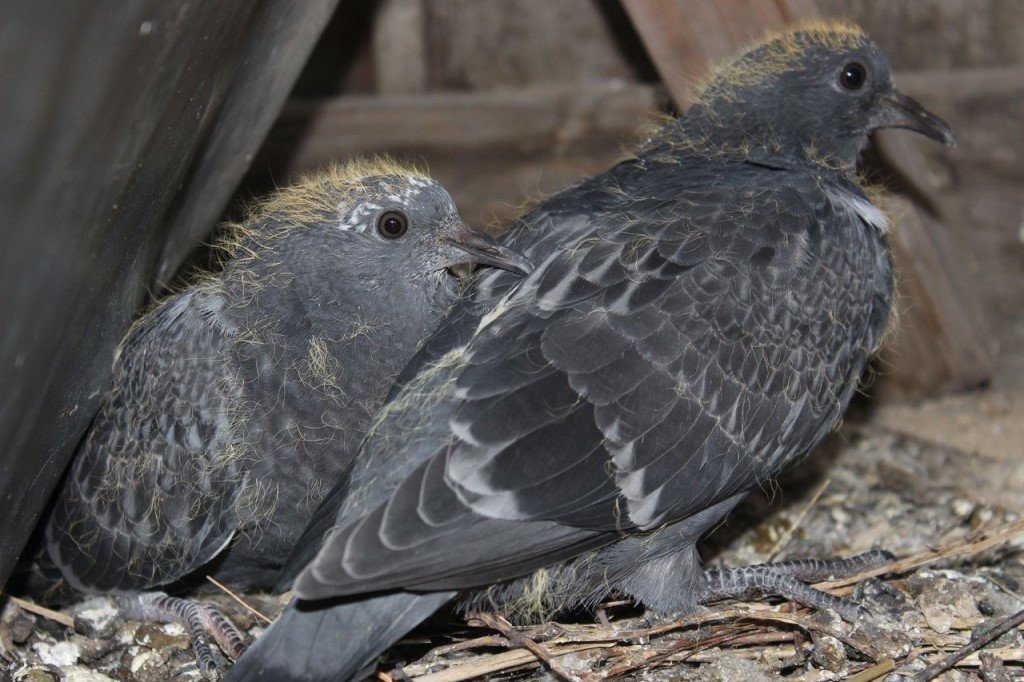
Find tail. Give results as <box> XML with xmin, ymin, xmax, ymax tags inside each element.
<box><xmin>225</xmin><ymin>591</ymin><xmax>455</xmax><ymax>682</ymax></box>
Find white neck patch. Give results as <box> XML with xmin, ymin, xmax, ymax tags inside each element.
<box><xmin>826</xmin><ymin>187</ymin><xmax>889</xmax><ymax>233</ymax></box>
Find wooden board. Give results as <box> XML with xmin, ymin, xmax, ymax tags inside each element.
<box><xmin>878</xmin><ymin>196</ymin><xmax>993</xmax><ymax>400</ymax></box>
<box><xmin>621</xmin><ymin>0</ymin><xmax>820</xmax><ymax>106</ymax></box>
<box><xmin>242</xmin><ymin>83</ymin><xmax>664</xmax><ymax>228</ymax></box>
<box><xmin>0</xmin><ymin>0</ymin><xmax>338</xmax><ymax>587</ymax></box>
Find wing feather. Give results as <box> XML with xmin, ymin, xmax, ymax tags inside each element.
<box><xmin>45</xmin><ymin>288</ymin><xmax>244</xmax><ymax>592</ymax></box>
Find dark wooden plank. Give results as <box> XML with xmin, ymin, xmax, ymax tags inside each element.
<box><xmin>878</xmin><ymin>197</ymin><xmax>993</xmax><ymax>400</ymax></box>
<box><xmin>0</xmin><ymin>0</ymin><xmax>338</xmax><ymax>587</ymax></box>
<box><xmin>621</xmin><ymin>0</ymin><xmax>815</xmax><ymax>106</ymax></box>
<box><xmin>258</xmin><ymin>83</ymin><xmax>661</xmax><ymax>162</ymax></box>
<box><xmin>243</xmin><ymin>83</ymin><xmax>663</xmax><ymax>227</ymax></box>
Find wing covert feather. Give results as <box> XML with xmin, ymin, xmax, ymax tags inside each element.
<box><xmin>45</xmin><ymin>289</ymin><xmax>245</xmax><ymax>592</ymax></box>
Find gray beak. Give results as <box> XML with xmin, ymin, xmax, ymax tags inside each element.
<box><xmin>444</xmin><ymin>224</ymin><xmax>533</xmax><ymax>276</ymax></box>
<box><xmin>874</xmin><ymin>90</ymin><xmax>956</xmax><ymax>146</ymax></box>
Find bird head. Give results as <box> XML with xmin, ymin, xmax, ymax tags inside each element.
<box><xmin>234</xmin><ymin>160</ymin><xmax>532</xmax><ymax>290</ymax></box>
<box><xmin>679</xmin><ymin>22</ymin><xmax>955</xmax><ymax>171</ymax></box>
<box><xmin>325</xmin><ymin>174</ymin><xmax>533</xmax><ymax>281</ymax></box>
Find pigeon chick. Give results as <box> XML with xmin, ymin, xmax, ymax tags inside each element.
<box><xmin>229</xmin><ymin>23</ymin><xmax>955</xmax><ymax>681</ymax></box>
<box><xmin>21</xmin><ymin>159</ymin><xmax>531</xmax><ymax>676</ymax></box>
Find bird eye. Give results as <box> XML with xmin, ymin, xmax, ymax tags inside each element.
<box><xmin>377</xmin><ymin>211</ymin><xmax>408</xmax><ymax>239</ymax></box>
<box><xmin>839</xmin><ymin>62</ymin><xmax>867</xmax><ymax>91</ymax></box>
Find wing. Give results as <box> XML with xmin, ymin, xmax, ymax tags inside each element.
<box><xmin>292</xmin><ymin>160</ymin><xmax>889</xmax><ymax>600</ymax></box>
<box><xmin>45</xmin><ymin>287</ymin><xmax>246</xmax><ymax>593</ymax></box>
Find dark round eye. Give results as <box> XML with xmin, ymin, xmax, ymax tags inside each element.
<box><xmin>839</xmin><ymin>62</ymin><xmax>867</xmax><ymax>91</ymax></box>
<box><xmin>377</xmin><ymin>211</ymin><xmax>408</xmax><ymax>239</ymax></box>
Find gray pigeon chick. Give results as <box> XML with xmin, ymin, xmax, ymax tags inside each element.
<box><xmin>228</xmin><ymin>23</ymin><xmax>956</xmax><ymax>682</ymax></box>
<box><xmin>23</xmin><ymin>159</ymin><xmax>531</xmax><ymax>674</ymax></box>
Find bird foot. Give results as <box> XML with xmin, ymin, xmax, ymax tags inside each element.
<box><xmin>703</xmin><ymin>549</ymin><xmax>894</xmax><ymax>622</ymax></box>
<box><xmin>114</xmin><ymin>592</ymin><xmax>247</xmax><ymax>678</ymax></box>
<box><xmin>744</xmin><ymin>549</ymin><xmax>895</xmax><ymax>582</ymax></box>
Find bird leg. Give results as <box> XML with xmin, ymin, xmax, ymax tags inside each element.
<box><xmin>114</xmin><ymin>592</ymin><xmax>247</xmax><ymax>678</ymax></box>
<box><xmin>702</xmin><ymin>550</ymin><xmax>894</xmax><ymax>622</ymax></box>
<box><xmin>738</xmin><ymin>549</ymin><xmax>895</xmax><ymax>582</ymax></box>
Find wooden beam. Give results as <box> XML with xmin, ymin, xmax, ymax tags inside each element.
<box><xmin>621</xmin><ymin>0</ymin><xmax>819</xmax><ymax>106</ymax></box>
<box><xmin>257</xmin><ymin>83</ymin><xmax>662</xmax><ymax>168</ymax></box>
<box><xmin>244</xmin><ymin>83</ymin><xmax>663</xmax><ymax>228</ymax></box>
<box><xmin>372</xmin><ymin>0</ymin><xmax>428</xmax><ymax>94</ymax></box>
<box><xmin>879</xmin><ymin>197</ymin><xmax>993</xmax><ymax>399</ymax></box>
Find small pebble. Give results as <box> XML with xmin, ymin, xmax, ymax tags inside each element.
<box><xmin>811</xmin><ymin>634</ymin><xmax>847</xmax><ymax>673</ymax></box>
<box><xmin>74</xmin><ymin>605</ymin><xmax>118</xmax><ymax>639</ymax></box>
<box><xmin>62</xmin><ymin>665</ymin><xmax>116</xmax><ymax>682</ymax></box>
<box><xmin>32</xmin><ymin>640</ymin><xmax>80</xmax><ymax>667</ymax></box>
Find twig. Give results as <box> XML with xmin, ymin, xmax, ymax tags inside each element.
<box><xmin>409</xmin><ymin>642</ymin><xmax>613</xmax><ymax>682</ymax></box>
<box><xmin>406</xmin><ymin>519</ymin><xmax>1024</xmax><ymax>680</ymax></box>
<box><xmin>205</xmin><ymin>575</ymin><xmax>272</xmax><ymax>623</ymax></box>
<box><xmin>467</xmin><ymin>612</ymin><xmax>577</xmax><ymax>681</ymax></box>
<box><xmin>426</xmin><ymin>634</ymin><xmax>511</xmax><ymax>657</ymax></box>
<box><xmin>626</xmin><ymin>603</ymin><xmax>878</xmax><ymax>657</ymax></box>
<box><xmin>6</xmin><ymin>596</ymin><xmax>74</xmax><ymax>628</ymax></box>
<box><xmin>598</xmin><ymin>625</ymin><xmax>750</xmax><ymax>679</ymax></box>
<box><xmin>767</xmin><ymin>478</ymin><xmax>830</xmax><ymax>561</ymax></box>
<box><xmin>845</xmin><ymin>658</ymin><xmax>895</xmax><ymax>682</ymax></box>
<box><xmin>909</xmin><ymin>607</ymin><xmax>1024</xmax><ymax>682</ymax></box>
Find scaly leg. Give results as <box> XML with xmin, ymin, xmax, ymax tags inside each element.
<box><xmin>115</xmin><ymin>592</ymin><xmax>247</xmax><ymax>678</ymax></box>
<box><xmin>702</xmin><ymin>550</ymin><xmax>894</xmax><ymax>621</ymax></box>
<box><xmin>741</xmin><ymin>550</ymin><xmax>895</xmax><ymax>583</ymax></box>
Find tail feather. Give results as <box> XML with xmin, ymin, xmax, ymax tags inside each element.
<box><xmin>226</xmin><ymin>591</ymin><xmax>454</xmax><ymax>681</ymax></box>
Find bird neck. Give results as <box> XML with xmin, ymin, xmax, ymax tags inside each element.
<box><xmin>647</xmin><ymin>104</ymin><xmax>861</xmax><ymax>178</ymax></box>
<box><xmin>218</xmin><ymin>254</ymin><xmax>456</xmax><ymax>352</ymax></box>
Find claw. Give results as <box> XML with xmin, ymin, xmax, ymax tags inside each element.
<box><xmin>114</xmin><ymin>592</ymin><xmax>248</xmax><ymax>678</ymax></box>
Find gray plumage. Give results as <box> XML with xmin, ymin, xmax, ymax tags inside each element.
<box><xmin>28</xmin><ymin>161</ymin><xmax>531</xmax><ymax>599</ymax></box>
<box><xmin>229</xmin><ymin>25</ymin><xmax>955</xmax><ymax>682</ymax></box>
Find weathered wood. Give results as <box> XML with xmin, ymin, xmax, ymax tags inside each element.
<box><xmin>892</xmin><ymin>66</ymin><xmax>1024</xmax><ymax>176</ymax></box>
<box><xmin>0</xmin><ymin>0</ymin><xmax>338</xmax><ymax>588</ymax></box>
<box><xmin>373</xmin><ymin>0</ymin><xmax>429</xmax><ymax>94</ymax></box>
<box><xmin>878</xmin><ymin>197</ymin><xmax>993</xmax><ymax>400</ymax></box>
<box><xmin>260</xmin><ymin>83</ymin><xmax>661</xmax><ymax>161</ymax></box>
<box><xmin>423</xmin><ymin>0</ymin><xmax>652</xmax><ymax>90</ymax></box>
<box><xmin>817</xmin><ymin>0</ymin><xmax>1024</xmax><ymax>70</ymax></box>
<box><xmin>245</xmin><ymin>83</ymin><xmax>662</xmax><ymax>228</ymax></box>
<box><xmin>621</xmin><ymin>0</ymin><xmax>820</xmax><ymax>106</ymax></box>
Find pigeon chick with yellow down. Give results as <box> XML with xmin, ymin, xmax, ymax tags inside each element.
<box><xmin>22</xmin><ymin>160</ymin><xmax>532</xmax><ymax>676</ymax></box>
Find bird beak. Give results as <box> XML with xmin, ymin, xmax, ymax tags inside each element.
<box><xmin>443</xmin><ymin>224</ymin><xmax>533</xmax><ymax>276</ymax></box>
<box><xmin>873</xmin><ymin>90</ymin><xmax>956</xmax><ymax>146</ymax></box>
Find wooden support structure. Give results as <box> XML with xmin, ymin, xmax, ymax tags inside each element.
<box><xmin>877</xmin><ymin>196</ymin><xmax>993</xmax><ymax>399</ymax></box>
<box><xmin>621</xmin><ymin>0</ymin><xmax>821</xmax><ymax>107</ymax></box>
<box><xmin>0</xmin><ymin>0</ymin><xmax>340</xmax><ymax>589</ymax></box>
<box><xmin>246</xmin><ymin>83</ymin><xmax>663</xmax><ymax>228</ymax></box>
